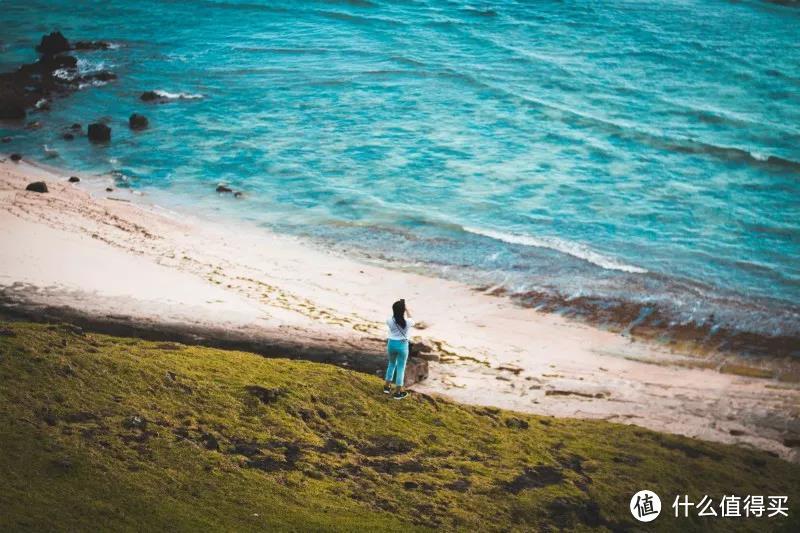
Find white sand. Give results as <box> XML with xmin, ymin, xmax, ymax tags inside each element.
<box><xmin>1</xmin><ymin>157</ymin><xmax>798</xmax><ymax>461</ymax></box>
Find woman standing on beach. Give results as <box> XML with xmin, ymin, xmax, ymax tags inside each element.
<box><xmin>384</xmin><ymin>299</ymin><xmax>414</xmax><ymax>400</ymax></box>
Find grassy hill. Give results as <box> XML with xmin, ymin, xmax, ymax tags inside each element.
<box><xmin>0</xmin><ymin>321</ymin><xmax>797</xmax><ymax>531</ymax></box>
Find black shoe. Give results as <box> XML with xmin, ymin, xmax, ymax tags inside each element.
<box><xmin>392</xmin><ymin>391</ymin><xmax>409</xmax><ymax>400</ymax></box>
<box><xmin>383</xmin><ymin>385</ymin><xmax>392</xmax><ymax>395</ymax></box>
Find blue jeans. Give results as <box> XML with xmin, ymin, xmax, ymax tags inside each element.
<box><xmin>385</xmin><ymin>339</ymin><xmax>409</xmax><ymax>386</ymax></box>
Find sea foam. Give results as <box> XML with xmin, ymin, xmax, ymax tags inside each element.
<box><xmin>463</xmin><ymin>227</ymin><xmax>648</xmax><ymax>274</ymax></box>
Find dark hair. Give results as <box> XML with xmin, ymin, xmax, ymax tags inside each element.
<box><xmin>392</xmin><ymin>299</ymin><xmax>406</xmax><ymax>329</ymax></box>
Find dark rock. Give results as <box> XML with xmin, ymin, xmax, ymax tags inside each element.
<box><xmin>25</xmin><ymin>181</ymin><xmax>48</xmax><ymax>193</ymax></box>
<box><xmin>216</xmin><ymin>184</ymin><xmax>233</xmax><ymax>193</ymax></box>
<box><xmin>245</xmin><ymin>385</ymin><xmax>283</xmax><ymax>404</ymax></box>
<box><xmin>37</xmin><ymin>31</ymin><xmax>71</xmax><ymax>56</ymax></box>
<box><xmin>784</xmin><ymin>438</ymin><xmax>800</xmax><ymax>448</ymax></box>
<box><xmin>129</xmin><ymin>113</ymin><xmax>148</xmax><ymax>130</ymax></box>
<box><xmin>1</xmin><ymin>136</ymin><xmax>12</xmax><ymax>143</ymax></box>
<box><xmin>0</xmin><ymin>100</ymin><xmax>26</xmax><ymax>120</ymax></box>
<box><xmin>62</xmin><ymin>132</ymin><xmax>75</xmax><ymax>140</ymax></box>
<box><xmin>505</xmin><ymin>417</ymin><xmax>530</xmax><ymax>430</ymax></box>
<box><xmin>73</xmin><ymin>40</ymin><xmax>112</xmax><ymax>51</ymax></box>
<box><xmin>68</xmin><ymin>176</ymin><xmax>80</xmax><ymax>183</ymax></box>
<box><xmin>87</xmin><ymin>122</ymin><xmax>111</xmax><ymax>143</ymax></box>
<box><xmin>90</xmin><ymin>71</ymin><xmax>116</xmax><ymax>82</ymax></box>
<box><xmin>123</xmin><ymin>415</ymin><xmax>147</xmax><ymax>430</ymax></box>
<box><xmin>233</xmin><ymin>191</ymin><xmax>244</xmax><ymax>198</ymax></box>
<box><xmin>10</xmin><ymin>153</ymin><xmax>22</xmax><ymax>162</ymax></box>
<box><xmin>0</xmin><ymin>328</ymin><xmax>16</xmax><ymax>337</ymax></box>
<box><xmin>70</xmin><ymin>123</ymin><xmax>81</xmax><ymax>130</ymax></box>
<box><xmin>140</xmin><ymin>91</ymin><xmax>161</xmax><ymax>102</ymax></box>
<box><xmin>403</xmin><ymin>356</ymin><xmax>428</xmax><ymax>386</ymax></box>
<box><xmin>105</xmin><ymin>187</ymin><xmax>113</xmax><ymax>192</ymax></box>
<box><xmin>410</xmin><ymin>341</ymin><xmax>438</xmax><ymax>361</ymax></box>
<box><xmin>0</xmin><ymin>48</ymin><xmax>99</xmax><ymax>121</ymax></box>
<box><xmin>201</xmin><ymin>432</ymin><xmax>220</xmax><ymax>451</ymax></box>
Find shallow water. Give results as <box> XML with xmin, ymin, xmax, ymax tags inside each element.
<box><xmin>2</xmin><ymin>0</ymin><xmax>799</xmax><ymax>348</ymax></box>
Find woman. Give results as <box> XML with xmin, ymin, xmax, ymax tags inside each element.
<box><xmin>384</xmin><ymin>298</ymin><xmax>414</xmax><ymax>400</ymax></box>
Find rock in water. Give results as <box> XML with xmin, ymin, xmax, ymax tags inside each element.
<box><xmin>0</xmin><ymin>100</ymin><xmax>26</xmax><ymax>120</ymax></box>
<box><xmin>129</xmin><ymin>113</ymin><xmax>149</xmax><ymax>130</ymax></box>
<box><xmin>87</xmin><ymin>122</ymin><xmax>111</xmax><ymax>143</ymax></box>
<box><xmin>73</xmin><ymin>40</ymin><xmax>112</xmax><ymax>51</ymax></box>
<box><xmin>216</xmin><ymin>185</ymin><xmax>233</xmax><ymax>193</ymax></box>
<box><xmin>25</xmin><ymin>182</ymin><xmax>48</xmax><ymax>193</ymax></box>
<box><xmin>62</xmin><ymin>132</ymin><xmax>75</xmax><ymax>140</ymax></box>
<box><xmin>10</xmin><ymin>153</ymin><xmax>22</xmax><ymax>162</ymax></box>
<box><xmin>68</xmin><ymin>176</ymin><xmax>80</xmax><ymax>183</ymax></box>
<box><xmin>140</xmin><ymin>91</ymin><xmax>161</xmax><ymax>102</ymax></box>
<box><xmin>36</xmin><ymin>31</ymin><xmax>71</xmax><ymax>56</ymax></box>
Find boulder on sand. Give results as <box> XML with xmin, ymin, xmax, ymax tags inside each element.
<box><xmin>87</xmin><ymin>122</ymin><xmax>111</xmax><ymax>143</ymax></box>
<box><xmin>68</xmin><ymin>176</ymin><xmax>80</xmax><ymax>183</ymax></box>
<box><xmin>10</xmin><ymin>153</ymin><xmax>22</xmax><ymax>162</ymax></box>
<box><xmin>25</xmin><ymin>181</ymin><xmax>48</xmax><ymax>193</ymax></box>
<box><xmin>403</xmin><ymin>357</ymin><xmax>429</xmax><ymax>387</ymax></box>
<box><xmin>129</xmin><ymin>113</ymin><xmax>148</xmax><ymax>130</ymax></box>
<box><xmin>36</xmin><ymin>31</ymin><xmax>71</xmax><ymax>56</ymax></box>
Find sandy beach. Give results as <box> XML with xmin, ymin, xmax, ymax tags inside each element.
<box><xmin>1</xmin><ymin>157</ymin><xmax>798</xmax><ymax>462</ymax></box>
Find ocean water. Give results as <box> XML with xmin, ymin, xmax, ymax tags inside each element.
<box><xmin>2</xmin><ymin>0</ymin><xmax>799</xmax><ymax>352</ymax></box>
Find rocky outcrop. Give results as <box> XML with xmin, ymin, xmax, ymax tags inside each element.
<box><xmin>25</xmin><ymin>182</ymin><xmax>48</xmax><ymax>193</ymax></box>
<box><xmin>129</xmin><ymin>113</ymin><xmax>148</xmax><ymax>130</ymax></box>
<box><xmin>74</xmin><ymin>40</ymin><xmax>112</xmax><ymax>51</ymax></box>
<box><xmin>36</xmin><ymin>31</ymin><xmax>71</xmax><ymax>56</ymax></box>
<box><xmin>403</xmin><ymin>357</ymin><xmax>428</xmax><ymax>387</ymax></box>
<box><xmin>87</xmin><ymin>122</ymin><xmax>111</xmax><ymax>143</ymax></box>
<box><xmin>140</xmin><ymin>91</ymin><xmax>162</xmax><ymax>103</ymax></box>
<box><xmin>0</xmin><ymin>32</ymin><xmax>116</xmax><ymax>121</ymax></box>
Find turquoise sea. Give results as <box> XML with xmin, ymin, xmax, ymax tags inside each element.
<box><xmin>2</xmin><ymin>0</ymin><xmax>799</xmax><ymax>352</ymax></box>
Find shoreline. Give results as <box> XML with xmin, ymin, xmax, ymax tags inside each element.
<box><xmin>1</xmin><ymin>156</ymin><xmax>799</xmax><ymax>462</ymax></box>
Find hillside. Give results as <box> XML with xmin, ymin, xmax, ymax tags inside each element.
<box><xmin>0</xmin><ymin>321</ymin><xmax>797</xmax><ymax>531</ymax></box>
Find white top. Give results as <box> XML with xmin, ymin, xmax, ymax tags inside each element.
<box><xmin>386</xmin><ymin>316</ymin><xmax>415</xmax><ymax>341</ymax></box>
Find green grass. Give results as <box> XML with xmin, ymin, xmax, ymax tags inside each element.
<box><xmin>0</xmin><ymin>321</ymin><xmax>798</xmax><ymax>532</ymax></box>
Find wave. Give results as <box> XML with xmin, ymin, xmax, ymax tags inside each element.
<box><xmin>152</xmin><ymin>90</ymin><xmax>204</xmax><ymax>100</ymax></box>
<box><xmin>463</xmin><ymin>227</ymin><xmax>648</xmax><ymax>274</ymax></box>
